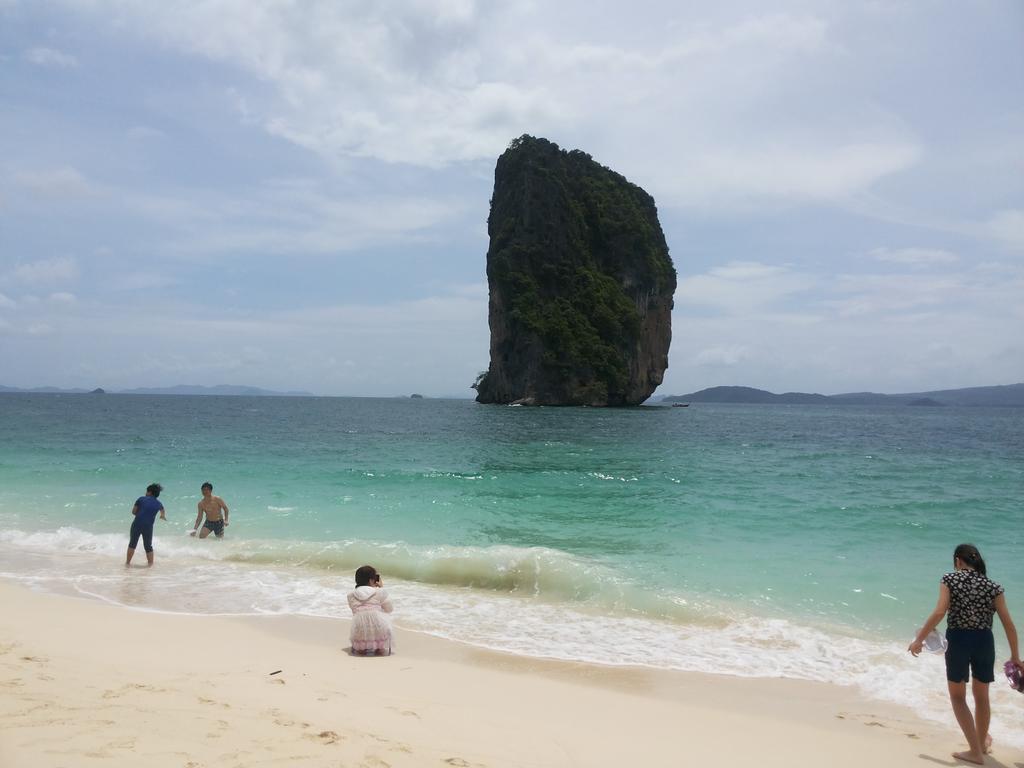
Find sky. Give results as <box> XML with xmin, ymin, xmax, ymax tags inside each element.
<box><xmin>1</xmin><ymin>1</ymin><xmax>1022</xmax><ymax>398</ymax></box>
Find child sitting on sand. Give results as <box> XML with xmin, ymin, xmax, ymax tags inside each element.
<box><xmin>347</xmin><ymin>565</ymin><xmax>394</xmax><ymax>656</ymax></box>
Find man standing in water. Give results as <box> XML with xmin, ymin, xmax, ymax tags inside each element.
<box><xmin>191</xmin><ymin>482</ymin><xmax>230</xmax><ymax>538</ymax></box>
<box><xmin>126</xmin><ymin>483</ymin><xmax>166</xmax><ymax>567</ymax></box>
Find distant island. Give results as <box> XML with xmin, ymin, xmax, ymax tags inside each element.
<box><xmin>661</xmin><ymin>384</ymin><xmax>1024</xmax><ymax>407</ymax></box>
<box><xmin>0</xmin><ymin>384</ymin><xmax>313</xmax><ymax>397</ymax></box>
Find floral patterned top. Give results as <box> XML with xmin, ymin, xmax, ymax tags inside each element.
<box><xmin>942</xmin><ymin>569</ymin><xmax>1004</xmax><ymax>630</ymax></box>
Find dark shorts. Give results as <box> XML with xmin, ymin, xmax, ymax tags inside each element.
<box><xmin>945</xmin><ymin>628</ymin><xmax>995</xmax><ymax>683</ymax></box>
<box><xmin>203</xmin><ymin>519</ymin><xmax>224</xmax><ymax>536</ymax></box>
<box><xmin>128</xmin><ymin>518</ymin><xmax>154</xmax><ymax>553</ymax></box>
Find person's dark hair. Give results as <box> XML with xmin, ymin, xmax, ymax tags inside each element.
<box><xmin>146</xmin><ymin>483</ymin><xmax>163</xmax><ymax>497</ymax></box>
<box><xmin>954</xmin><ymin>543</ymin><xmax>986</xmax><ymax>576</ymax></box>
<box><xmin>355</xmin><ymin>565</ymin><xmax>379</xmax><ymax>587</ymax></box>
<box><xmin>201</xmin><ymin>482</ymin><xmax>213</xmax><ymax>491</ymax></box>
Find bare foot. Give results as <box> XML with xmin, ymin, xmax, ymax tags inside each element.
<box><xmin>952</xmin><ymin>750</ymin><xmax>984</xmax><ymax>765</ymax></box>
<box><xmin>983</xmin><ymin>734</ymin><xmax>992</xmax><ymax>754</ymax></box>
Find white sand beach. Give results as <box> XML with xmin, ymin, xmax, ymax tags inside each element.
<box><xmin>2</xmin><ymin>581</ymin><xmax>1021</xmax><ymax>767</ymax></box>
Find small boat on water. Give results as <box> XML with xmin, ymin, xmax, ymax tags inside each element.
<box><xmin>671</xmin><ymin>402</ymin><xmax>690</xmax><ymax>408</ymax></box>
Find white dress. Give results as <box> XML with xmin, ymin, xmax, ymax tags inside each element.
<box><xmin>347</xmin><ymin>585</ymin><xmax>394</xmax><ymax>654</ymax></box>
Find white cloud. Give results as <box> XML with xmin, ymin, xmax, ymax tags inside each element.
<box><xmin>60</xmin><ymin>3</ymin><xmax>917</xmax><ymax>207</ymax></box>
<box><xmin>14</xmin><ymin>167</ymin><xmax>98</xmax><ymax>198</ymax></box>
<box><xmin>89</xmin><ymin>2</ymin><xmax>525</xmax><ymax>166</ymax></box>
<box><xmin>12</xmin><ymin>257</ymin><xmax>79</xmax><ymax>284</ymax></box>
<box><xmin>652</xmin><ymin>142</ymin><xmax>921</xmax><ymax>208</ymax></box>
<box><xmin>124</xmin><ymin>180</ymin><xmax>472</xmax><ymax>257</ymax></box>
<box><xmin>107</xmin><ymin>272</ymin><xmax>178</xmax><ymax>292</ymax></box>
<box><xmin>693</xmin><ymin>344</ymin><xmax>750</xmax><ymax>367</ymax></box>
<box><xmin>665</xmin><ymin>261</ymin><xmax>1024</xmax><ymax>394</ymax></box>
<box><xmin>0</xmin><ymin>283</ymin><xmax>489</xmax><ymax>394</ymax></box>
<box><xmin>24</xmin><ymin>46</ymin><xmax>79</xmax><ymax>69</ymax></box>
<box><xmin>5</xmin><ymin>2</ymin><xmax>1022</xmax><ymax>395</ymax></box>
<box><xmin>0</xmin><ymin>292</ymin><xmax>15</xmax><ymax>309</ymax></box>
<box><xmin>448</xmin><ymin>282</ymin><xmax>488</xmax><ymax>299</ymax></box>
<box><xmin>668</xmin><ymin>291</ymin><xmax>1024</xmax><ymax>395</ymax></box>
<box><xmin>126</xmin><ymin>125</ymin><xmax>166</xmax><ymax>140</ymax></box>
<box><xmin>986</xmin><ymin>209</ymin><xmax>1024</xmax><ymax>252</ymax></box>
<box><xmin>869</xmin><ymin>247</ymin><xmax>958</xmax><ymax>266</ymax></box>
<box><xmin>675</xmin><ymin>261</ymin><xmax>815</xmax><ymax>312</ymax></box>
<box><xmin>704</xmin><ymin>262</ymin><xmax>785</xmax><ymax>281</ymax></box>
<box><xmin>823</xmin><ymin>273</ymin><xmax>963</xmax><ymax>318</ymax></box>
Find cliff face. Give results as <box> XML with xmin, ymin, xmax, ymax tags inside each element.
<box><xmin>474</xmin><ymin>136</ymin><xmax>676</xmax><ymax>406</ymax></box>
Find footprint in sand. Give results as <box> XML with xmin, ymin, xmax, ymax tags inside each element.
<box><xmin>198</xmin><ymin>696</ymin><xmax>230</xmax><ymax>708</ymax></box>
<box><xmin>386</xmin><ymin>705</ymin><xmax>420</xmax><ymax>719</ymax></box>
<box><xmin>85</xmin><ymin>738</ymin><xmax>136</xmax><ymax>757</ymax></box>
<box><xmin>205</xmin><ymin>718</ymin><xmax>231</xmax><ymax>739</ymax></box>
<box><xmin>102</xmin><ymin>683</ymin><xmax>164</xmax><ymax>699</ymax></box>
<box><xmin>443</xmin><ymin>759</ymin><xmax>472</xmax><ymax>767</ymax></box>
<box><xmin>267</xmin><ymin>709</ymin><xmax>310</xmax><ymax>730</ymax></box>
<box><xmin>311</xmin><ymin>730</ymin><xmax>341</xmax><ymax>744</ymax></box>
<box><xmin>840</xmin><ymin>711</ymin><xmax>925</xmax><ymax>742</ymax></box>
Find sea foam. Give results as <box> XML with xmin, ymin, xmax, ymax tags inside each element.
<box><xmin>1</xmin><ymin>526</ymin><xmax>1022</xmax><ymax>749</ymax></box>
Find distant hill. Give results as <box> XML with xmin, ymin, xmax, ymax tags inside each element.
<box><xmin>0</xmin><ymin>385</ymin><xmax>90</xmax><ymax>394</ymax></box>
<box><xmin>662</xmin><ymin>383</ymin><xmax>1024</xmax><ymax>407</ymax></box>
<box><xmin>662</xmin><ymin>386</ymin><xmax>831</xmax><ymax>404</ymax></box>
<box><xmin>118</xmin><ymin>385</ymin><xmax>313</xmax><ymax>397</ymax></box>
<box><xmin>0</xmin><ymin>384</ymin><xmax>313</xmax><ymax>397</ymax></box>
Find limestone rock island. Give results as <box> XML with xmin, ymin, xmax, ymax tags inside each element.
<box><xmin>474</xmin><ymin>136</ymin><xmax>676</xmax><ymax>406</ymax></box>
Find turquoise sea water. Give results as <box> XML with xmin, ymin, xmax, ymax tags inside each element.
<box><xmin>1</xmin><ymin>394</ymin><xmax>1022</xmax><ymax>741</ymax></box>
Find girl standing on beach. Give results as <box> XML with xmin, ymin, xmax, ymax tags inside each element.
<box><xmin>348</xmin><ymin>565</ymin><xmax>394</xmax><ymax>656</ymax></box>
<box><xmin>909</xmin><ymin>544</ymin><xmax>1022</xmax><ymax>765</ymax></box>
